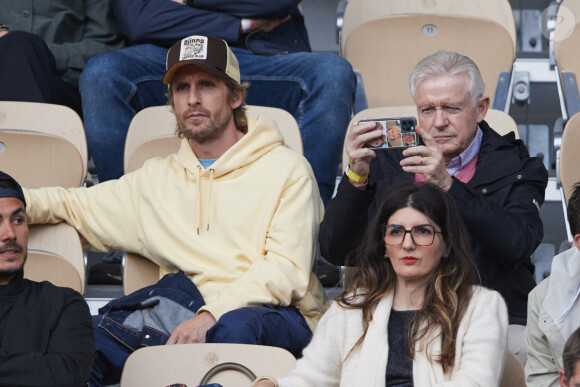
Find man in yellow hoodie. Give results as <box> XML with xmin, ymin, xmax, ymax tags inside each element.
<box><xmin>24</xmin><ymin>34</ymin><xmax>327</xmax><ymax>386</ymax></box>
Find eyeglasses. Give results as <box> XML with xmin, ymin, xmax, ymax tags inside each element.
<box><xmin>384</xmin><ymin>224</ymin><xmax>442</xmax><ymax>246</ymax></box>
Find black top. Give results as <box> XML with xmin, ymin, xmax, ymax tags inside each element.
<box><xmin>386</xmin><ymin>309</ymin><xmax>415</xmax><ymax>387</ymax></box>
<box><xmin>0</xmin><ymin>270</ymin><xmax>24</xmax><ymax>348</ymax></box>
<box><xmin>0</xmin><ymin>270</ymin><xmax>95</xmax><ymax>387</ymax></box>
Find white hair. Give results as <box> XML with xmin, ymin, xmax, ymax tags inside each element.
<box><xmin>409</xmin><ymin>50</ymin><xmax>486</xmax><ymax>106</ymax></box>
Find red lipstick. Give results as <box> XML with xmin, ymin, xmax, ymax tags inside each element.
<box><xmin>401</xmin><ymin>256</ymin><xmax>419</xmax><ymax>264</ymax></box>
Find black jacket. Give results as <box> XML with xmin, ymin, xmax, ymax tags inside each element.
<box><xmin>0</xmin><ymin>271</ymin><xmax>95</xmax><ymax>387</ymax></box>
<box><xmin>320</xmin><ymin>121</ymin><xmax>548</xmax><ymax>325</ymax></box>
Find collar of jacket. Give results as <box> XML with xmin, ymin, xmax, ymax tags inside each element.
<box><xmin>464</xmin><ymin>120</ymin><xmax>527</xmax><ymax>187</ymax></box>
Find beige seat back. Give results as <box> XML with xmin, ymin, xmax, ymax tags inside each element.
<box><xmin>560</xmin><ymin>112</ymin><xmax>580</xmax><ymax>203</ymax></box>
<box><xmin>342</xmin><ymin>106</ymin><xmax>519</xmax><ymax>171</ymax></box>
<box><xmin>0</xmin><ymin>101</ymin><xmax>87</xmax><ymax>188</ymax></box>
<box><xmin>28</xmin><ymin>223</ymin><xmax>86</xmax><ymax>293</ymax></box>
<box><xmin>123</xmin><ymin>252</ymin><xmax>160</xmax><ymax>295</ymax></box>
<box><xmin>120</xmin><ymin>343</ymin><xmax>296</xmax><ymax>387</ymax></box>
<box><xmin>24</xmin><ymin>250</ymin><xmax>83</xmax><ymax>293</ymax></box>
<box><xmin>554</xmin><ymin>0</ymin><xmax>580</xmax><ymax>111</ymax></box>
<box><xmin>124</xmin><ymin>105</ymin><xmax>302</xmax><ymax>173</ymax></box>
<box><xmin>341</xmin><ymin>0</ymin><xmax>516</xmax><ymax>108</ymax></box>
<box><xmin>499</xmin><ymin>351</ymin><xmax>525</xmax><ymax>387</ymax></box>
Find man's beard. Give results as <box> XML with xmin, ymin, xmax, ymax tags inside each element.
<box><xmin>0</xmin><ymin>240</ymin><xmax>26</xmax><ymax>281</ymax></box>
<box><xmin>176</xmin><ymin>105</ymin><xmax>233</xmax><ymax>144</ymax></box>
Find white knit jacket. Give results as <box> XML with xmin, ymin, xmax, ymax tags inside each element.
<box><xmin>278</xmin><ymin>286</ymin><xmax>508</xmax><ymax>387</ymax></box>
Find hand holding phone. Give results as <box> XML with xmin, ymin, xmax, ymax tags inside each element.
<box><xmin>359</xmin><ymin>117</ymin><xmax>421</xmax><ymax>150</ymax></box>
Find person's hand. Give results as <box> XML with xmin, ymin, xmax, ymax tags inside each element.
<box><xmin>400</xmin><ymin>126</ymin><xmax>453</xmax><ymax>191</ymax></box>
<box><xmin>166</xmin><ymin>311</ymin><xmax>217</xmax><ymax>344</ymax></box>
<box><xmin>0</xmin><ymin>30</ymin><xmax>9</xmax><ymax>38</ymax></box>
<box><xmin>344</xmin><ymin>121</ymin><xmax>382</xmax><ymax>183</ymax></box>
<box><xmin>250</xmin><ymin>16</ymin><xmax>291</xmax><ymax>33</ymax></box>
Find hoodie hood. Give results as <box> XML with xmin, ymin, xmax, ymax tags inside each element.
<box><xmin>176</xmin><ymin>114</ymin><xmax>284</xmax><ymax>179</ymax></box>
<box><xmin>174</xmin><ymin>113</ymin><xmax>286</xmax><ymax>233</ymax></box>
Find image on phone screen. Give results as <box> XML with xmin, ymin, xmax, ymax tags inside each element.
<box><xmin>361</xmin><ymin>117</ymin><xmax>419</xmax><ymax>150</ymax></box>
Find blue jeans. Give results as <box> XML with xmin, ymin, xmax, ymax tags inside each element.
<box><xmin>90</xmin><ymin>306</ymin><xmax>311</xmax><ymax>386</ymax></box>
<box><xmin>80</xmin><ymin>44</ymin><xmax>356</xmax><ymax>205</ymax></box>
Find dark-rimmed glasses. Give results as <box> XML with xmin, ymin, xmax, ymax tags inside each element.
<box><xmin>384</xmin><ymin>224</ymin><xmax>442</xmax><ymax>246</ymax></box>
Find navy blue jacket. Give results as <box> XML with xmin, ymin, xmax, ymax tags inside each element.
<box><xmin>110</xmin><ymin>0</ymin><xmax>311</xmax><ymax>54</ymax></box>
<box><xmin>320</xmin><ymin>121</ymin><xmax>549</xmax><ymax>325</ymax></box>
<box><xmin>96</xmin><ymin>271</ymin><xmax>204</xmax><ymax>350</ymax></box>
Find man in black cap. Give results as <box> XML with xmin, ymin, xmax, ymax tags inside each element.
<box><xmin>0</xmin><ymin>171</ymin><xmax>95</xmax><ymax>386</ymax></box>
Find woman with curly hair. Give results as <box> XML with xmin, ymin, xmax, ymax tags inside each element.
<box><xmin>254</xmin><ymin>183</ymin><xmax>508</xmax><ymax>386</ymax></box>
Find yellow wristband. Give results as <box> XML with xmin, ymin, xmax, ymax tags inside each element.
<box><xmin>345</xmin><ymin>165</ymin><xmax>368</xmax><ymax>184</ymax></box>
<box><xmin>253</xmin><ymin>376</ymin><xmax>279</xmax><ymax>386</ymax></box>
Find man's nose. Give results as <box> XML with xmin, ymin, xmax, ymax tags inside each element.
<box><xmin>187</xmin><ymin>88</ymin><xmax>201</xmax><ymax>105</ymax></box>
<box><xmin>0</xmin><ymin>221</ymin><xmax>16</xmax><ymax>242</ymax></box>
<box><xmin>433</xmin><ymin>109</ymin><xmax>448</xmax><ymax>127</ymax></box>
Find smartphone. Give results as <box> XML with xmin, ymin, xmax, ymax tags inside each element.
<box><xmin>360</xmin><ymin>117</ymin><xmax>421</xmax><ymax>150</ymax></box>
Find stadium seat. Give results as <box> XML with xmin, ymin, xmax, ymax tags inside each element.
<box><xmin>120</xmin><ymin>343</ymin><xmax>296</xmax><ymax>387</ymax></box>
<box><xmin>554</xmin><ymin>0</ymin><xmax>580</xmax><ymax>119</ymax></box>
<box><xmin>557</xmin><ymin>111</ymin><xmax>580</xmax><ymax>244</ymax></box>
<box><xmin>123</xmin><ymin>252</ymin><xmax>159</xmax><ymax>295</ymax></box>
<box><xmin>339</xmin><ymin>0</ymin><xmax>516</xmax><ymax>110</ymax></box>
<box><xmin>0</xmin><ymin>101</ymin><xmax>88</xmax><ymax>188</ymax></box>
<box><xmin>499</xmin><ymin>351</ymin><xmax>526</xmax><ymax>387</ymax></box>
<box><xmin>559</xmin><ymin>112</ymin><xmax>580</xmax><ymax>204</ymax></box>
<box><xmin>552</xmin><ymin>0</ymin><xmax>580</xmax><ymax>249</ymax></box>
<box><xmin>124</xmin><ymin>105</ymin><xmax>303</xmax><ymax>174</ymax></box>
<box><xmin>24</xmin><ymin>250</ymin><xmax>83</xmax><ymax>293</ymax></box>
<box><xmin>28</xmin><ymin>223</ymin><xmax>87</xmax><ymax>294</ymax></box>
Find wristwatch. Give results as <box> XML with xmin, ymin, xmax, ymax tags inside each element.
<box><xmin>0</xmin><ymin>24</ymin><xmax>9</xmax><ymax>32</ymax></box>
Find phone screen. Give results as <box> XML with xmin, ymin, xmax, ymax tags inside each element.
<box><xmin>360</xmin><ymin>117</ymin><xmax>420</xmax><ymax>150</ymax></box>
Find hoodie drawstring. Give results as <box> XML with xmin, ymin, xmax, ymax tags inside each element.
<box><xmin>196</xmin><ymin>165</ymin><xmax>202</xmax><ymax>235</ymax></box>
<box><xmin>207</xmin><ymin>169</ymin><xmax>214</xmax><ymax>231</ymax></box>
<box><xmin>195</xmin><ymin>165</ymin><xmax>215</xmax><ymax>234</ymax></box>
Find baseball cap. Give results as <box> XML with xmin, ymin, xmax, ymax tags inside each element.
<box><xmin>0</xmin><ymin>171</ymin><xmax>26</xmax><ymax>207</ymax></box>
<box><xmin>163</xmin><ymin>35</ymin><xmax>241</xmax><ymax>85</ymax></box>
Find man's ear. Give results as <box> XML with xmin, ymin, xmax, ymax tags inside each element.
<box><xmin>476</xmin><ymin>96</ymin><xmax>490</xmax><ymax>123</ymax></box>
<box><xmin>559</xmin><ymin>368</ymin><xmax>569</xmax><ymax>387</ymax></box>
<box><xmin>229</xmin><ymin>88</ymin><xmax>245</xmax><ymax>110</ymax></box>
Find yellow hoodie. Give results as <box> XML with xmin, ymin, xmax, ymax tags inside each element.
<box><xmin>24</xmin><ymin>115</ymin><xmax>328</xmax><ymax>331</ymax></box>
